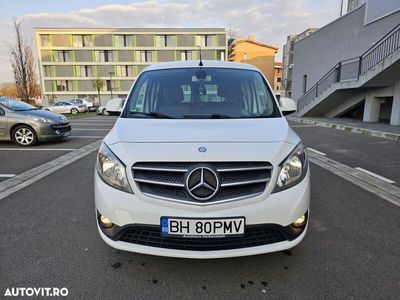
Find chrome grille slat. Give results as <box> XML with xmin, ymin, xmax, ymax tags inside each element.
<box><xmin>134</xmin><ymin>178</ymin><xmax>185</xmax><ymax>188</ymax></box>
<box><xmin>132</xmin><ymin>166</ymin><xmax>188</xmax><ymax>173</ymax></box>
<box><xmin>220</xmin><ymin>178</ymin><xmax>270</xmax><ymax>187</ymax></box>
<box><xmin>132</xmin><ymin>162</ymin><xmax>273</xmax><ymax>205</ymax></box>
<box><xmin>217</xmin><ymin>166</ymin><xmax>273</xmax><ymax>172</ymax></box>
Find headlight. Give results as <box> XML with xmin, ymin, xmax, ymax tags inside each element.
<box><xmin>27</xmin><ymin>115</ymin><xmax>55</xmax><ymax>124</ymax></box>
<box><xmin>96</xmin><ymin>143</ymin><xmax>133</xmax><ymax>193</ymax></box>
<box><xmin>273</xmin><ymin>142</ymin><xmax>308</xmax><ymax>193</ymax></box>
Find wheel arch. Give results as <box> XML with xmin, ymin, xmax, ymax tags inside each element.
<box><xmin>10</xmin><ymin>123</ymin><xmax>37</xmax><ymax>140</ymax></box>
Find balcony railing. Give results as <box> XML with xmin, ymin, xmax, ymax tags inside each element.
<box><xmin>298</xmin><ymin>22</ymin><xmax>400</xmax><ymax>112</ymax></box>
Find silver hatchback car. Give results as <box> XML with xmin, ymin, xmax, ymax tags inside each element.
<box><xmin>0</xmin><ymin>97</ymin><xmax>71</xmax><ymax>146</ymax></box>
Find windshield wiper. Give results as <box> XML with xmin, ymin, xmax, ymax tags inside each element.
<box><xmin>183</xmin><ymin>114</ymin><xmax>234</xmax><ymax>119</ymax></box>
<box><xmin>239</xmin><ymin>115</ymin><xmax>274</xmax><ymax>119</ymax></box>
<box><xmin>130</xmin><ymin>111</ymin><xmax>176</xmax><ymax>119</ymax></box>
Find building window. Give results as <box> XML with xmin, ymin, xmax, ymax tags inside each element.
<box><xmin>115</xmin><ymin>35</ymin><xmax>134</xmax><ymax>47</ymax></box>
<box><xmin>136</xmin><ymin>50</ymin><xmax>155</xmax><ymax>62</ymax></box>
<box><xmin>76</xmin><ymin>66</ymin><xmax>85</xmax><ymax>77</ymax></box>
<box><xmin>220</xmin><ymin>51</ymin><xmax>225</xmax><ymax>61</ymax></box>
<box><xmin>55</xmin><ymin>50</ymin><xmax>71</xmax><ymax>62</ymax></box>
<box><xmin>196</xmin><ymin>35</ymin><xmax>216</xmax><ymax>47</ymax></box>
<box><xmin>115</xmin><ymin>65</ymin><xmax>133</xmax><ymax>77</ymax></box>
<box><xmin>85</xmin><ymin>66</ymin><xmax>93</xmax><ymax>77</ymax></box>
<box><xmin>56</xmin><ymin>80</ymin><xmax>72</xmax><ymax>91</ymax></box>
<box><xmin>180</xmin><ymin>50</ymin><xmax>194</xmax><ymax>61</ymax></box>
<box><xmin>73</xmin><ymin>35</ymin><xmax>92</xmax><ymax>47</ymax></box>
<box><xmin>290</xmin><ymin>41</ymin><xmax>294</xmax><ymax>51</ymax></box>
<box><xmin>40</xmin><ymin>35</ymin><xmax>50</xmax><ymax>47</ymax></box>
<box><xmin>156</xmin><ymin>35</ymin><xmax>174</xmax><ymax>47</ymax></box>
<box><xmin>277</xmin><ymin>77</ymin><xmax>282</xmax><ymax>82</ymax></box>
<box><xmin>76</xmin><ymin>65</ymin><xmax>93</xmax><ymax>77</ymax></box>
<box><xmin>43</xmin><ymin>66</ymin><xmax>52</xmax><ymax>77</ymax></box>
<box><xmin>302</xmin><ymin>75</ymin><xmax>307</xmax><ymax>94</ymax></box>
<box><xmin>106</xmin><ymin>80</ymin><xmax>113</xmax><ymax>91</ymax></box>
<box><xmin>115</xmin><ymin>35</ymin><xmax>124</xmax><ymax>47</ymax></box>
<box><xmin>94</xmin><ymin>50</ymin><xmax>114</xmax><ymax>62</ymax></box>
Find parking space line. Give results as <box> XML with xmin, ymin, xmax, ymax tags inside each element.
<box><xmin>70</xmin><ymin>135</ymin><xmax>105</xmax><ymax>138</ymax></box>
<box><xmin>0</xmin><ymin>174</ymin><xmax>16</xmax><ymax>178</ymax></box>
<box><xmin>0</xmin><ymin>148</ymin><xmax>76</xmax><ymax>151</ymax></box>
<box><xmin>72</xmin><ymin>128</ymin><xmax>110</xmax><ymax>131</ymax></box>
<box><xmin>69</xmin><ymin>123</ymin><xmax>114</xmax><ymax>126</ymax></box>
<box><xmin>70</xmin><ymin>119</ymin><xmax>117</xmax><ymax>123</ymax></box>
<box><xmin>308</xmin><ymin>152</ymin><xmax>400</xmax><ymax>208</ymax></box>
<box><xmin>0</xmin><ymin>140</ymin><xmax>101</xmax><ymax>200</ymax></box>
<box><xmin>307</xmin><ymin>148</ymin><xmax>327</xmax><ymax>156</ymax></box>
<box><xmin>355</xmin><ymin>167</ymin><xmax>395</xmax><ymax>184</ymax></box>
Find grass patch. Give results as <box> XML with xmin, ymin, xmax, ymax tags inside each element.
<box><xmin>63</xmin><ymin>112</ymin><xmax>98</xmax><ymax>120</ymax></box>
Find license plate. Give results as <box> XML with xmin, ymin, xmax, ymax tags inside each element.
<box><xmin>160</xmin><ymin>217</ymin><xmax>245</xmax><ymax>238</ymax></box>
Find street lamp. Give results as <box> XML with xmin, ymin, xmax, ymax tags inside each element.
<box><xmin>108</xmin><ymin>71</ymin><xmax>115</xmax><ymax>99</ymax></box>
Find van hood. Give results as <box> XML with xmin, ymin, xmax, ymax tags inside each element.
<box><xmin>105</xmin><ymin>117</ymin><xmax>299</xmax><ymax>144</ymax></box>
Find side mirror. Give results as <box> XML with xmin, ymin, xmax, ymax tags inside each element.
<box><xmin>279</xmin><ymin>97</ymin><xmax>297</xmax><ymax>116</ymax></box>
<box><xmin>0</xmin><ymin>108</ymin><xmax>5</xmax><ymax>116</ymax></box>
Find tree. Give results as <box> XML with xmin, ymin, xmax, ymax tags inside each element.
<box><xmin>0</xmin><ymin>82</ymin><xmax>18</xmax><ymax>98</ymax></box>
<box><xmin>92</xmin><ymin>77</ymin><xmax>105</xmax><ymax>105</ymax></box>
<box><xmin>9</xmin><ymin>18</ymin><xmax>39</xmax><ymax>101</ymax></box>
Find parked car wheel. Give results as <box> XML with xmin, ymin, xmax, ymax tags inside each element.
<box><xmin>102</xmin><ymin>108</ymin><xmax>109</xmax><ymax>116</ymax></box>
<box><xmin>71</xmin><ymin>108</ymin><xmax>79</xmax><ymax>114</ymax></box>
<box><xmin>12</xmin><ymin>125</ymin><xmax>37</xmax><ymax>147</ymax></box>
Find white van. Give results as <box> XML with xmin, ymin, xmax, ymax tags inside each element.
<box><xmin>94</xmin><ymin>61</ymin><xmax>310</xmax><ymax>259</ymax></box>
<box><xmin>97</xmin><ymin>98</ymin><xmax>125</xmax><ymax>116</ymax></box>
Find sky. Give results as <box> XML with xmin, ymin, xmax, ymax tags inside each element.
<box><xmin>0</xmin><ymin>0</ymin><xmax>343</xmax><ymax>84</ymax></box>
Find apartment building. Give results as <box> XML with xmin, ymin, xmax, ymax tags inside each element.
<box><xmin>34</xmin><ymin>28</ymin><xmax>227</xmax><ymax>104</ymax></box>
<box><xmin>293</xmin><ymin>0</ymin><xmax>400</xmax><ymax>125</ymax></box>
<box><xmin>273</xmin><ymin>62</ymin><xmax>282</xmax><ymax>98</ymax></box>
<box><xmin>281</xmin><ymin>28</ymin><xmax>318</xmax><ymax>98</ymax></box>
<box><xmin>228</xmin><ymin>35</ymin><xmax>277</xmax><ymax>85</ymax></box>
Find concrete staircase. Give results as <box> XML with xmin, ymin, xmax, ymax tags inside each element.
<box><xmin>296</xmin><ymin>23</ymin><xmax>400</xmax><ymax>118</ymax></box>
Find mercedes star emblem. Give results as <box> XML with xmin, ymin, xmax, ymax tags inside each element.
<box><xmin>185</xmin><ymin>167</ymin><xmax>219</xmax><ymax>201</ymax></box>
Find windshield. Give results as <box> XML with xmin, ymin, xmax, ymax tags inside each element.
<box><xmin>124</xmin><ymin>68</ymin><xmax>280</xmax><ymax>119</ymax></box>
<box><xmin>0</xmin><ymin>97</ymin><xmax>36</xmax><ymax>111</ymax></box>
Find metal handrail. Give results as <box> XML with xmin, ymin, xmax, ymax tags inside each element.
<box><xmin>297</xmin><ymin>22</ymin><xmax>400</xmax><ymax>111</ymax></box>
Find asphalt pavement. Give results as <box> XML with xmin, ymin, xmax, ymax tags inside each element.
<box><xmin>0</xmin><ymin>116</ymin><xmax>399</xmax><ymax>299</ymax></box>
<box><xmin>289</xmin><ymin>122</ymin><xmax>400</xmax><ymax>185</ymax></box>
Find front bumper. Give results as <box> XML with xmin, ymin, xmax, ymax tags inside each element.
<box><xmin>94</xmin><ymin>168</ymin><xmax>310</xmax><ymax>258</ymax></box>
<box><xmin>37</xmin><ymin>123</ymin><xmax>71</xmax><ymax>141</ymax></box>
<box><xmin>97</xmin><ymin>221</ymin><xmax>308</xmax><ymax>259</ymax></box>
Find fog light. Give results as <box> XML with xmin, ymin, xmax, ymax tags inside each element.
<box><xmin>55</xmin><ymin>130</ymin><xmax>61</xmax><ymax>135</ymax></box>
<box><xmin>292</xmin><ymin>214</ymin><xmax>306</xmax><ymax>228</ymax></box>
<box><xmin>99</xmin><ymin>214</ymin><xmax>113</xmax><ymax>228</ymax></box>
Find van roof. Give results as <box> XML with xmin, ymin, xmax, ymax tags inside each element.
<box><xmin>143</xmin><ymin>60</ymin><xmax>260</xmax><ymax>72</ymax></box>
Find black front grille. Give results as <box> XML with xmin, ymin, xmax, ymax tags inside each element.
<box><xmin>51</xmin><ymin>122</ymin><xmax>70</xmax><ymax>128</ymax></box>
<box><xmin>132</xmin><ymin>161</ymin><xmax>273</xmax><ymax>204</ymax></box>
<box><xmin>51</xmin><ymin>123</ymin><xmax>71</xmax><ymax>133</ymax></box>
<box><xmin>117</xmin><ymin>225</ymin><xmax>286</xmax><ymax>251</ymax></box>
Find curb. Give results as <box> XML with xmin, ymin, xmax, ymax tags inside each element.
<box><xmin>287</xmin><ymin>116</ymin><xmax>400</xmax><ymax>142</ymax></box>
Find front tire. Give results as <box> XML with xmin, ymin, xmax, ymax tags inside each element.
<box><xmin>13</xmin><ymin>125</ymin><xmax>38</xmax><ymax>147</ymax></box>
<box><xmin>102</xmin><ymin>108</ymin><xmax>109</xmax><ymax>116</ymax></box>
<box><xmin>71</xmin><ymin>108</ymin><xmax>79</xmax><ymax>115</ymax></box>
